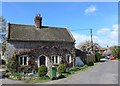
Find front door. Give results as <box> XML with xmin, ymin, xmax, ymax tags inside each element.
<box><xmin>39</xmin><ymin>56</ymin><xmax>46</xmax><ymax>66</ymax></box>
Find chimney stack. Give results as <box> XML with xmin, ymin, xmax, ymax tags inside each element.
<box><xmin>34</xmin><ymin>14</ymin><xmax>42</xmax><ymax>29</ymax></box>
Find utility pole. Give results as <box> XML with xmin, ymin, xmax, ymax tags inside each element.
<box><xmin>90</xmin><ymin>29</ymin><xmax>93</xmax><ymax>53</ymax></box>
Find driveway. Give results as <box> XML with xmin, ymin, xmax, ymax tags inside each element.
<box><xmin>39</xmin><ymin>60</ymin><xmax>118</xmax><ymax>84</ymax></box>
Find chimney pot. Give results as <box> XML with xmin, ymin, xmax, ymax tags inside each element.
<box><xmin>34</xmin><ymin>14</ymin><xmax>42</xmax><ymax>29</ymax></box>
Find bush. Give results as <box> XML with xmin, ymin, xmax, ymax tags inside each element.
<box><xmin>6</xmin><ymin>60</ymin><xmax>17</xmax><ymax>73</ymax></box>
<box><xmin>95</xmin><ymin>52</ymin><xmax>101</xmax><ymax>62</ymax></box>
<box><xmin>87</xmin><ymin>62</ymin><xmax>94</xmax><ymax>66</ymax></box>
<box><xmin>9</xmin><ymin>73</ymin><xmax>25</xmax><ymax>80</ymax></box>
<box><xmin>37</xmin><ymin>75</ymin><xmax>50</xmax><ymax>80</ymax></box>
<box><xmin>58</xmin><ymin>64</ymin><xmax>66</xmax><ymax>75</ymax></box>
<box><xmin>6</xmin><ymin>54</ymin><xmax>19</xmax><ymax>73</ymax></box>
<box><xmin>69</xmin><ymin>67</ymin><xmax>80</xmax><ymax>72</ymax></box>
<box><xmin>80</xmin><ymin>65</ymin><xmax>88</xmax><ymax>70</ymax></box>
<box><xmin>38</xmin><ymin>65</ymin><xmax>47</xmax><ymax>77</ymax></box>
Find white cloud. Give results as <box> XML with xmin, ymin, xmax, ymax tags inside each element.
<box><xmin>72</xmin><ymin>24</ymin><xmax>118</xmax><ymax>48</ymax></box>
<box><xmin>112</xmin><ymin>24</ymin><xmax>118</xmax><ymax>30</ymax></box>
<box><xmin>72</xmin><ymin>32</ymin><xmax>90</xmax><ymax>46</ymax></box>
<box><xmin>84</xmin><ymin>5</ymin><xmax>97</xmax><ymax>15</ymax></box>
<box><xmin>97</xmin><ymin>24</ymin><xmax>118</xmax><ymax>47</ymax></box>
<box><xmin>97</xmin><ymin>28</ymin><xmax>110</xmax><ymax>34</ymax></box>
<box><xmin>97</xmin><ymin>24</ymin><xmax>118</xmax><ymax>39</ymax></box>
<box><xmin>72</xmin><ymin>32</ymin><xmax>98</xmax><ymax>47</ymax></box>
<box><xmin>110</xmin><ymin>24</ymin><xmax>118</xmax><ymax>39</ymax></box>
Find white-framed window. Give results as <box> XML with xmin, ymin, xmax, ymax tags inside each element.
<box><xmin>66</xmin><ymin>54</ymin><xmax>71</xmax><ymax>63</ymax></box>
<box><xmin>19</xmin><ymin>55</ymin><xmax>29</xmax><ymax>65</ymax></box>
<box><xmin>51</xmin><ymin>55</ymin><xmax>60</xmax><ymax>64</ymax></box>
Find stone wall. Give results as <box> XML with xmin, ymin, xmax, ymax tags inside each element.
<box><xmin>5</xmin><ymin>41</ymin><xmax>75</xmax><ymax>69</ymax></box>
<box><xmin>5</xmin><ymin>41</ymin><xmax>74</xmax><ymax>58</ymax></box>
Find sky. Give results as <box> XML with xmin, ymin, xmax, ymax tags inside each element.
<box><xmin>1</xmin><ymin>2</ymin><xmax>119</xmax><ymax>47</ymax></box>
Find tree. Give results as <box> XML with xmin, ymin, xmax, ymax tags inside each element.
<box><xmin>111</xmin><ymin>46</ymin><xmax>120</xmax><ymax>58</ymax></box>
<box><xmin>77</xmin><ymin>41</ymin><xmax>101</xmax><ymax>54</ymax></box>
<box><xmin>0</xmin><ymin>16</ymin><xmax>7</xmax><ymax>55</ymax></box>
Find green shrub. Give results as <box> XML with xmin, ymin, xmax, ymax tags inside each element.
<box><xmin>43</xmin><ymin>75</ymin><xmax>50</xmax><ymax>80</ymax></box>
<box><xmin>58</xmin><ymin>64</ymin><xmax>66</xmax><ymax>75</ymax></box>
<box><xmin>9</xmin><ymin>73</ymin><xmax>25</xmax><ymax>80</ymax></box>
<box><xmin>38</xmin><ymin>65</ymin><xmax>47</xmax><ymax>77</ymax></box>
<box><xmin>69</xmin><ymin>67</ymin><xmax>80</xmax><ymax>72</ymax></box>
<box><xmin>95</xmin><ymin>52</ymin><xmax>101</xmax><ymax>62</ymax></box>
<box><xmin>87</xmin><ymin>62</ymin><xmax>94</xmax><ymax>66</ymax></box>
<box><xmin>6</xmin><ymin>60</ymin><xmax>17</xmax><ymax>73</ymax></box>
<box><xmin>80</xmin><ymin>65</ymin><xmax>88</xmax><ymax>70</ymax></box>
<box><xmin>76</xmin><ymin>67</ymin><xmax>80</xmax><ymax>70</ymax></box>
<box><xmin>6</xmin><ymin>54</ymin><xmax>19</xmax><ymax>73</ymax></box>
<box><xmin>37</xmin><ymin>75</ymin><xmax>50</xmax><ymax>80</ymax></box>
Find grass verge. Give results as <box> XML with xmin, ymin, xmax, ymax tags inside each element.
<box><xmin>25</xmin><ymin>76</ymin><xmax>50</xmax><ymax>83</ymax></box>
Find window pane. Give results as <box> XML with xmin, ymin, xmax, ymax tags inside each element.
<box><xmin>24</xmin><ymin>57</ymin><xmax>27</xmax><ymax>65</ymax></box>
<box><xmin>52</xmin><ymin>56</ymin><xmax>54</xmax><ymax>64</ymax></box>
<box><xmin>67</xmin><ymin>55</ymin><xmax>69</xmax><ymax>62</ymax></box>
<box><xmin>56</xmin><ymin>56</ymin><xmax>58</xmax><ymax>64</ymax></box>
<box><xmin>20</xmin><ymin>57</ymin><xmax>23</xmax><ymax>65</ymax></box>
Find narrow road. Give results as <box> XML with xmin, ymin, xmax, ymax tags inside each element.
<box><xmin>40</xmin><ymin>60</ymin><xmax>118</xmax><ymax>84</ymax></box>
<box><xmin>1</xmin><ymin>60</ymin><xmax>118</xmax><ymax>84</ymax></box>
<box><xmin>1</xmin><ymin>78</ymin><xmax>26</xmax><ymax>85</ymax></box>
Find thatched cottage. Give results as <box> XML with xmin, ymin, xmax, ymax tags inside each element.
<box><xmin>5</xmin><ymin>14</ymin><xmax>75</xmax><ymax>72</ymax></box>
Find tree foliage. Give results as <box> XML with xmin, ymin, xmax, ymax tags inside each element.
<box><xmin>111</xmin><ymin>46</ymin><xmax>120</xmax><ymax>58</ymax></box>
<box><xmin>6</xmin><ymin>54</ymin><xmax>19</xmax><ymax>73</ymax></box>
<box><xmin>58</xmin><ymin>64</ymin><xmax>66</xmax><ymax>75</ymax></box>
<box><xmin>0</xmin><ymin>16</ymin><xmax>7</xmax><ymax>55</ymax></box>
<box><xmin>38</xmin><ymin>65</ymin><xmax>48</xmax><ymax>77</ymax></box>
<box><xmin>77</xmin><ymin>41</ymin><xmax>101</xmax><ymax>53</ymax></box>
<box><xmin>95</xmin><ymin>52</ymin><xmax>101</xmax><ymax>62</ymax></box>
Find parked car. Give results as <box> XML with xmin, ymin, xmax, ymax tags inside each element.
<box><xmin>105</xmin><ymin>55</ymin><xmax>110</xmax><ymax>59</ymax></box>
<box><xmin>110</xmin><ymin>55</ymin><xmax>116</xmax><ymax>60</ymax></box>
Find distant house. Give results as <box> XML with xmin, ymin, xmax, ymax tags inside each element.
<box><xmin>99</xmin><ymin>48</ymin><xmax>107</xmax><ymax>55</ymax></box>
<box><xmin>5</xmin><ymin>14</ymin><xmax>75</xmax><ymax>72</ymax></box>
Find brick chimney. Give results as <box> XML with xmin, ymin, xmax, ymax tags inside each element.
<box><xmin>34</xmin><ymin>14</ymin><xmax>42</xmax><ymax>29</ymax></box>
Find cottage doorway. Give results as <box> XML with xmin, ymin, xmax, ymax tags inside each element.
<box><xmin>38</xmin><ymin>55</ymin><xmax>47</xmax><ymax>67</ymax></box>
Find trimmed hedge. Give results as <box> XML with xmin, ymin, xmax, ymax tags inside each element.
<box><xmin>38</xmin><ymin>65</ymin><xmax>47</xmax><ymax>77</ymax></box>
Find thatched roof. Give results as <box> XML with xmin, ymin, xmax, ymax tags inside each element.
<box><xmin>7</xmin><ymin>23</ymin><xmax>75</xmax><ymax>42</ymax></box>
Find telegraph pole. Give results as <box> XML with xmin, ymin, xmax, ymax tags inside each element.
<box><xmin>90</xmin><ymin>29</ymin><xmax>93</xmax><ymax>53</ymax></box>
